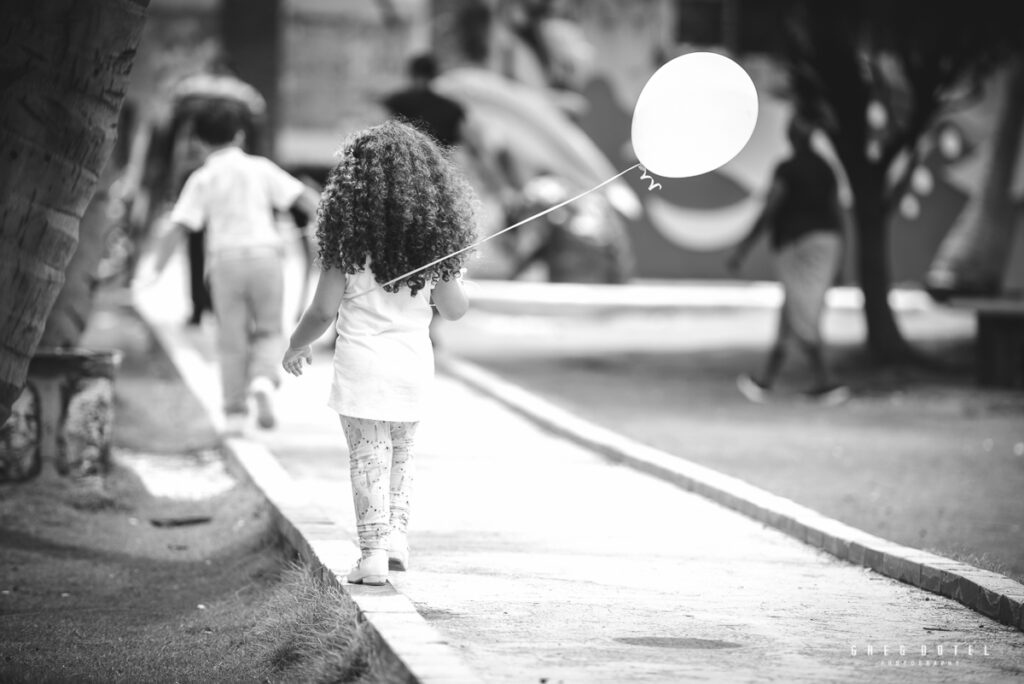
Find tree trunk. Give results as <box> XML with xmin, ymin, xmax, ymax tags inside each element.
<box><xmin>38</xmin><ymin>160</ymin><xmax>123</xmax><ymax>348</ymax></box>
<box><xmin>0</xmin><ymin>0</ymin><xmax>148</xmax><ymax>426</ymax></box>
<box><xmin>850</xmin><ymin>168</ymin><xmax>915</xmax><ymax>362</ymax></box>
<box><xmin>926</xmin><ymin>56</ymin><xmax>1024</xmax><ymax>297</ymax></box>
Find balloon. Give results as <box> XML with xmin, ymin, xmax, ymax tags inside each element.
<box><xmin>631</xmin><ymin>52</ymin><xmax>758</xmax><ymax>178</ymax></box>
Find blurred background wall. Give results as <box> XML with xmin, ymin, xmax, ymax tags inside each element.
<box><xmin>120</xmin><ymin>0</ymin><xmax>1024</xmax><ymax>287</ymax></box>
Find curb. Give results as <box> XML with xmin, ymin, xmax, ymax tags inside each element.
<box><xmin>224</xmin><ymin>439</ymin><xmax>480</xmax><ymax>684</ymax></box>
<box><xmin>466</xmin><ymin>279</ymin><xmax>938</xmax><ymax>315</ymax></box>
<box><xmin>132</xmin><ymin>299</ymin><xmax>481</xmax><ymax>684</ymax></box>
<box><xmin>437</xmin><ymin>354</ymin><xmax>1024</xmax><ymax>634</ymax></box>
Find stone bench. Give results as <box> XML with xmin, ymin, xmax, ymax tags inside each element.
<box><xmin>0</xmin><ymin>348</ymin><xmax>122</xmax><ymax>482</ymax></box>
<box><xmin>948</xmin><ymin>297</ymin><xmax>1024</xmax><ymax>388</ymax></box>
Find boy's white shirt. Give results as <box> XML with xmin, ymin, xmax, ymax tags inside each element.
<box><xmin>169</xmin><ymin>146</ymin><xmax>306</xmax><ymax>257</ymax></box>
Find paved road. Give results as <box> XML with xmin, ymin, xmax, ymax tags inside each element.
<box><xmin>134</xmin><ymin>256</ymin><xmax>1024</xmax><ymax>682</ymax></box>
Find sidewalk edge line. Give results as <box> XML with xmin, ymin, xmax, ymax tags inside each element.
<box><xmin>133</xmin><ymin>298</ymin><xmax>481</xmax><ymax>684</ymax></box>
<box><xmin>223</xmin><ymin>438</ymin><xmax>481</xmax><ymax>684</ymax></box>
<box><xmin>438</xmin><ymin>355</ymin><xmax>1024</xmax><ymax>634</ymax></box>
<box><xmin>465</xmin><ymin>280</ymin><xmax>935</xmax><ymax>314</ymax></box>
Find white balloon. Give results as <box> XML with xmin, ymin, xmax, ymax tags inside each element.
<box><xmin>631</xmin><ymin>52</ymin><xmax>759</xmax><ymax>178</ymax></box>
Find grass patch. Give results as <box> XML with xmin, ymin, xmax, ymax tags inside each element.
<box><xmin>249</xmin><ymin>564</ymin><xmax>409</xmax><ymax>684</ymax></box>
<box><xmin>0</xmin><ymin>447</ymin><xmax>404</xmax><ymax>683</ymax></box>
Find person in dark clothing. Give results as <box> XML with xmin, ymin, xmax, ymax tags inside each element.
<box><xmin>382</xmin><ymin>54</ymin><xmax>471</xmax><ymax>348</ymax></box>
<box><xmin>382</xmin><ymin>54</ymin><xmax>466</xmax><ymax>148</ymax></box>
<box><xmin>727</xmin><ymin>114</ymin><xmax>852</xmax><ymax>405</ymax></box>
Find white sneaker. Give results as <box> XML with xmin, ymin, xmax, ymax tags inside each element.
<box><xmin>736</xmin><ymin>374</ymin><xmax>769</xmax><ymax>404</ymax></box>
<box><xmin>388</xmin><ymin>531</ymin><xmax>409</xmax><ymax>571</ymax></box>
<box><xmin>249</xmin><ymin>376</ymin><xmax>276</xmax><ymax>429</ymax></box>
<box><xmin>223</xmin><ymin>413</ymin><xmax>248</xmax><ymax>437</ymax></box>
<box><xmin>347</xmin><ymin>550</ymin><xmax>388</xmax><ymax>585</ymax></box>
<box><xmin>805</xmin><ymin>384</ymin><xmax>851</xmax><ymax>407</ymax></box>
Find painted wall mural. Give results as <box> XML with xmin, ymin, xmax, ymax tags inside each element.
<box><xmin>129</xmin><ymin>0</ymin><xmax>1023</xmax><ymax>287</ymax></box>
<box><xmin>451</xmin><ymin>0</ymin><xmax>1023</xmax><ymax>286</ymax></box>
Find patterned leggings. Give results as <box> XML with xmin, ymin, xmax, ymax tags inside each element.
<box><xmin>339</xmin><ymin>416</ymin><xmax>418</xmax><ymax>553</ymax></box>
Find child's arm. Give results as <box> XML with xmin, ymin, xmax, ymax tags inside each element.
<box><xmin>727</xmin><ymin>176</ymin><xmax>787</xmax><ymax>272</ymax></box>
<box><xmin>151</xmin><ymin>220</ymin><xmax>189</xmax><ymax>275</ymax></box>
<box><xmin>282</xmin><ymin>267</ymin><xmax>346</xmax><ymax>376</ymax></box>
<box><xmin>133</xmin><ymin>218</ymin><xmax>188</xmax><ymax>288</ymax></box>
<box><xmin>432</xmin><ymin>275</ymin><xmax>469</xmax><ymax>321</ymax></box>
<box><xmin>290</xmin><ymin>186</ymin><xmax>321</xmax><ymax>225</ymax></box>
<box><xmin>136</xmin><ymin>169</ymin><xmax>204</xmax><ymax>286</ymax></box>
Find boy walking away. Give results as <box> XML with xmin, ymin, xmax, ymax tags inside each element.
<box><xmin>161</xmin><ymin>102</ymin><xmax>320</xmax><ymax>435</ymax></box>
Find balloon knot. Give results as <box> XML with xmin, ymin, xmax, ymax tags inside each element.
<box><xmin>638</xmin><ymin>166</ymin><xmax>662</xmax><ymax>191</ymax></box>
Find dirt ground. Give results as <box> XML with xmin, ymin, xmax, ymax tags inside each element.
<box><xmin>0</xmin><ymin>296</ymin><xmax>388</xmax><ymax>683</ymax></box>
<box><xmin>0</xmin><ymin>463</ymin><xmax>285</xmax><ymax>682</ymax></box>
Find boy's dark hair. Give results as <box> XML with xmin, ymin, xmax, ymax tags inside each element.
<box><xmin>192</xmin><ymin>101</ymin><xmax>245</xmax><ymax>146</ymax></box>
<box><xmin>316</xmin><ymin>120</ymin><xmax>478</xmax><ymax>296</ymax></box>
<box><xmin>408</xmin><ymin>54</ymin><xmax>438</xmax><ymax>80</ymax></box>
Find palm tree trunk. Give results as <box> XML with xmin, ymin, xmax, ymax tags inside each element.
<box><xmin>0</xmin><ymin>0</ymin><xmax>149</xmax><ymax>425</ymax></box>
<box><xmin>38</xmin><ymin>160</ymin><xmax>123</xmax><ymax>348</ymax></box>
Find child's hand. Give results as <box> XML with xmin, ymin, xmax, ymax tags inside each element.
<box><xmin>282</xmin><ymin>346</ymin><xmax>313</xmax><ymax>376</ymax></box>
<box><xmin>130</xmin><ymin>269</ymin><xmax>160</xmax><ymax>291</ymax></box>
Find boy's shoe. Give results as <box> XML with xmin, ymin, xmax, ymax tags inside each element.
<box><xmin>249</xmin><ymin>376</ymin><xmax>276</xmax><ymax>429</ymax></box>
<box><xmin>804</xmin><ymin>383</ymin><xmax>851</xmax><ymax>406</ymax></box>
<box><xmin>223</xmin><ymin>413</ymin><xmax>248</xmax><ymax>437</ymax></box>
<box><xmin>388</xmin><ymin>531</ymin><xmax>409</xmax><ymax>571</ymax></box>
<box><xmin>347</xmin><ymin>550</ymin><xmax>388</xmax><ymax>585</ymax></box>
<box><xmin>736</xmin><ymin>374</ymin><xmax>770</xmax><ymax>404</ymax></box>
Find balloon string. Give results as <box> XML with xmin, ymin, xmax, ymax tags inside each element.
<box><xmin>345</xmin><ymin>163</ymin><xmax>645</xmax><ymax>300</ymax></box>
<box><xmin>639</xmin><ymin>166</ymin><xmax>662</xmax><ymax>191</ymax></box>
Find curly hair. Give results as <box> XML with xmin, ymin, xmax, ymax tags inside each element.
<box><xmin>316</xmin><ymin>120</ymin><xmax>479</xmax><ymax>296</ymax></box>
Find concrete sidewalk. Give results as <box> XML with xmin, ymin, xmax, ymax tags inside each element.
<box><xmin>133</xmin><ymin>292</ymin><xmax>1024</xmax><ymax>683</ymax></box>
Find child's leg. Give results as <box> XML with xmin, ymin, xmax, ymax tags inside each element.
<box><xmin>340</xmin><ymin>416</ymin><xmax>393</xmax><ymax>554</ymax></box>
<box><xmin>187</xmin><ymin>229</ymin><xmax>211</xmax><ymax>324</ymax></box>
<box><xmin>246</xmin><ymin>255</ymin><xmax>285</xmax><ymax>387</ymax></box>
<box><xmin>208</xmin><ymin>260</ymin><xmax>250</xmax><ymax>419</ymax></box>
<box><xmin>245</xmin><ymin>255</ymin><xmax>285</xmax><ymax>428</ymax></box>
<box><xmin>757</xmin><ymin>304</ymin><xmax>791</xmax><ymax>388</ymax></box>
<box><xmin>389</xmin><ymin>421</ymin><xmax>418</xmax><ymax>535</ymax></box>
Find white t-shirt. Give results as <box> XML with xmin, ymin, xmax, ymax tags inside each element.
<box><xmin>328</xmin><ymin>266</ymin><xmax>435</xmax><ymax>422</ymax></box>
<box><xmin>169</xmin><ymin>146</ymin><xmax>305</xmax><ymax>256</ymax></box>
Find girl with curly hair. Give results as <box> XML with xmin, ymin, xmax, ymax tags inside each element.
<box><xmin>282</xmin><ymin>120</ymin><xmax>477</xmax><ymax>585</ymax></box>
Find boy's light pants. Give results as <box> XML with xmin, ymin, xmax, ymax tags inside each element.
<box><xmin>208</xmin><ymin>251</ymin><xmax>284</xmax><ymax>416</ymax></box>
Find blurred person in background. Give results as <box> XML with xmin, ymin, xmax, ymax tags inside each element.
<box><xmin>382</xmin><ymin>52</ymin><xmax>520</xmax><ymax>213</ymax></box>
<box><xmin>382</xmin><ymin>54</ymin><xmax>465</xmax><ymax>346</ymax></box>
<box><xmin>146</xmin><ymin>102</ymin><xmax>320</xmax><ymax>436</ymax></box>
<box><xmin>507</xmin><ymin>172</ymin><xmax>632</xmax><ymax>283</ymax></box>
<box><xmin>168</xmin><ymin>63</ymin><xmax>269</xmax><ymax>326</ymax></box>
<box><xmin>382</xmin><ymin>53</ymin><xmax>518</xmax><ymax>344</ymax></box>
<box><xmin>383</xmin><ymin>53</ymin><xmax>466</xmax><ymax>149</ymax></box>
<box><xmin>727</xmin><ymin>113</ymin><xmax>851</xmax><ymax>405</ymax></box>
<box><xmin>121</xmin><ymin>49</ymin><xmax>269</xmax><ymax>326</ymax></box>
